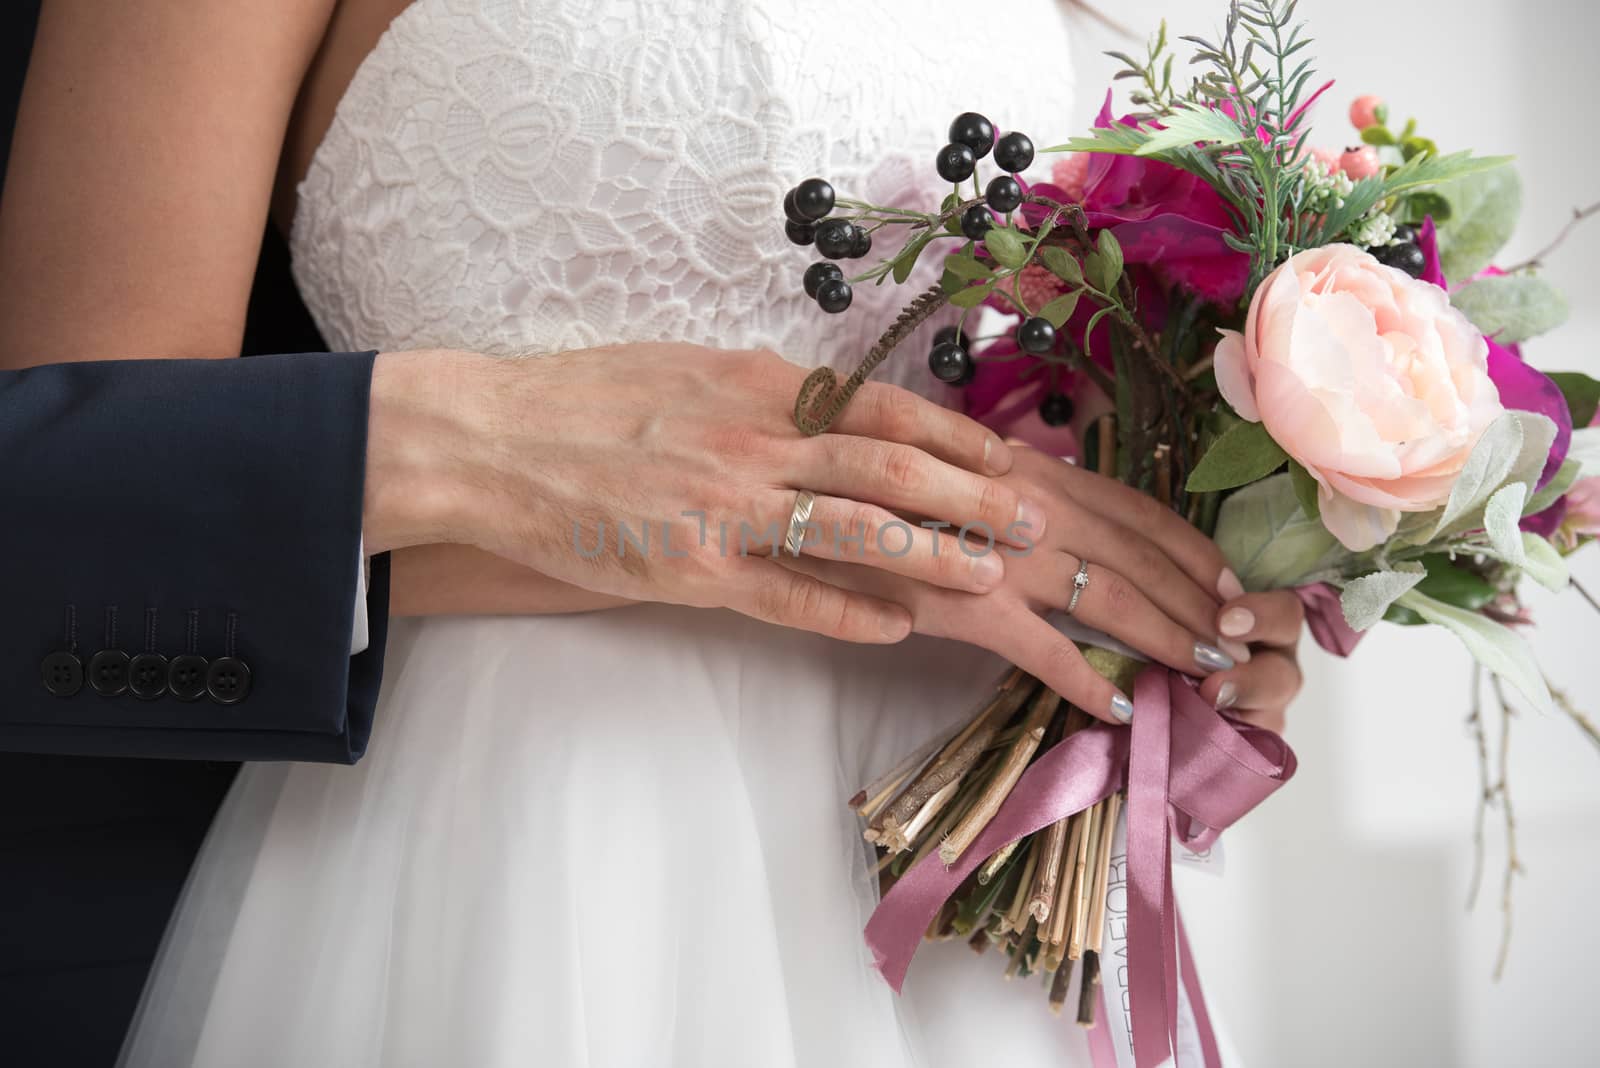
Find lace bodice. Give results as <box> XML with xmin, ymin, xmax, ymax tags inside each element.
<box><xmin>291</xmin><ymin>0</ymin><xmax>1075</xmax><ymax>396</ymax></box>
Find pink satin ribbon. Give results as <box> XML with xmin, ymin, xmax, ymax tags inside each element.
<box><xmin>1295</xmin><ymin>582</ymin><xmax>1365</xmax><ymax>659</ymax></box>
<box><xmin>864</xmin><ymin>667</ymin><xmax>1296</xmax><ymax>1067</ymax></box>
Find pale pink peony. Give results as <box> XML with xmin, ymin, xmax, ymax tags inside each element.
<box><xmin>1349</xmin><ymin>95</ymin><xmax>1384</xmax><ymax>130</ymax></box>
<box><xmin>1214</xmin><ymin>245</ymin><xmax>1504</xmax><ymax>551</ymax></box>
<box><xmin>1562</xmin><ymin>476</ymin><xmax>1600</xmax><ymax>542</ymax></box>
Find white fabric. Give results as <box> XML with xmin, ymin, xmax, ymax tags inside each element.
<box><xmin>119</xmin><ymin>2</ymin><xmax>1121</xmax><ymax>1065</ymax></box>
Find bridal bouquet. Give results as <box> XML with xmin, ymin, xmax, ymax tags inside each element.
<box><xmin>780</xmin><ymin>2</ymin><xmax>1598</xmax><ymax>1064</ymax></box>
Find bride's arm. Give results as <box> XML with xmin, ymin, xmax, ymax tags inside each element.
<box><xmin>0</xmin><ymin>0</ymin><xmax>618</xmax><ymax>620</ymax></box>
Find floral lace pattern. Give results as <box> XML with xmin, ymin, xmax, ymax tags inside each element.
<box><xmin>292</xmin><ymin>0</ymin><xmax>1074</xmax><ymax>397</ymax></box>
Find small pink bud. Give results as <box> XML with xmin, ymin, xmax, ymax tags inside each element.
<box><xmin>1339</xmin><ymin>145</ymin><xmax>1380</xmax><ymax>180</ymax></box>
<box><xmin>1302</xmin><ymin>145</ymin><xmax>1342</xmax><ymax>174</ymax></box>
<box><xmin>1349</xmin><ymin>95</ymin><xmax>1384</xmax><ymax>131</ymax></box>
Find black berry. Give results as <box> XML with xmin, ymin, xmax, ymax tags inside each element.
<box><xmin>935</xmin><ymin>142</ymin><xmax>977</xmax><ymax>183</ymax></box>
<box><xmin>816</xmin><ymin>278</ymin><xmax>853</xmax><ymax>314</ymax></box>
<box><xmin>793</xmin><ymin>177</ymin><xmax>835</xmax><ymax>222</ymax></box>
<box><xmin>960</xmin><ymin>204</ymin><xmax>993</xmax><ymax>241</ymax></box>
<box><xmin>1391</xmin><ymin>223</ymin><xmax>1419</xmax><ymax>245</ymax></box>
<box><xmin>783</xmin><ymin>189</ymin><xmax>809</xmax><ymax>225</ymax></box>
<box><xmin>933</xmin><ymin>325</ymin><xmax>967</xmax><ymax>348</ymax></box>
<box><xmin>1039</xmin><ymin>392</ymin><xmax>1075</xmax><ymax>426</ymax></box>
<box><xmin>786</xmin><ymin>219</ymin><xmax>815</xmax><ymax>246</ymax></box>
<box><xmin>928</xmin><ymin>340</ymin><xmax>973</xmax><ymax>384</ymax></box>
<box><xmin>985</xmin><ymin>175</ymin><xmax>1023</xmax><ymax>214</ymax></box>
<box><xmin>949</xmin><ymin>112</ymin><xmax>995</xmax><ymax>159</ymax></box>
<box><xmin>1017</xmin><ymin>316</ymin><xmax>1056</xmax><ymax>355</ymax></box>
<box><xmin>994</xmin><ymin>132</ymin><xmax>1035</xmax><ymax>174</ymax></box>
<box><xmin>804</xmin><ymin>261</ymin><xmax>843</xmax><ymax>298</ymax></box>
<box><xmin>815</xmin><ymin>218</ymin><xmax>857</xmax><ymax>259</ymax></box>
<box><xmin>848</xmin><ymin>228</ymin><xmax>872</xmax><ymax>259</ymax></box>
<box><xmin>1379</xmin><ymin>241</ymin><xmax>1426</xmax><ymax>278</ymax></box>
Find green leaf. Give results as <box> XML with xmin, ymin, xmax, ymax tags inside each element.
<box><xmin>1524</xmin><ymin>458</ymin><xmax>1581</xmax><ymax>519</ymax></box>
<box><xmin>1133</xmin><ymin>103</ymin><xmax>1250</xmax><ymax>155</ymax></box>
<box><xmin>1037</xmin><ymin>291</ymin><xmax>1081</xmax><ymax>329</ymax></box>
<box><xmin>939</xmin><ymin>266</ymin><xmax>963</xmax><ymax>295</ymax></box>
<box><xmin>893</xmin><ymin>231</ymin><xmax>937</xmax><ymax>284</ymax></box>
<box><xmin>942</xmin><ymin>254</ymin><xmax>995</xmax><ymax>282</ymax></box>
<box><xmin>1383</xmin><ymin>603</ymin><xmax>1426</xmax><ymax>626</ymax></box>
<box><xmin>1288</xmin><ymin>460</ymin><xmax>1321</xmax><ymax>520</ymax></box>
<box><xmin>1414</xmin><ymin>554</ymin><xmax>1497</xmax><ymax>611</ymax></box>
<box><xmin>1186</xmin><ymin>420</ymin><xmax>1290</xmax><ymax>492</ymax></box>
<box><xmin>984</xmin><ymin>228</ymin><xmax>1027</xmax><ymax>270</ymax></box>
<box><xmin>1483</xmin><ymin>482</ymin><xmax>1528</xmax><ymax>564</ymax></box>
<box><xmin>1094</xmin><ymin>231</ymin><xmax>1124</xmax><ymax>292</ymax></box>
<box><xmin>1214</xmin><ymin>474</ymin><xmax>1347</xmax><ymax>591</ymax></box>
<box><xmin>1340</xmin><ymin>565</ymin><xmax>1427</xmax><ymax>632</ymax></box>
<box><xmin>1520</xmin><ymin>532</ymin><xmax>1570</xmax><ymax>592</ymax></box>
<box><xmin>1403</xmin><ymin>191</ymin><xmax>1452</xmax><ymax>225</ymax></box>
<box><xmin>1547</xmin><ymin>372</ymin><xmax>1600</xmax><ymax>427</ymax></box>
<box><xmin>1432</xmin><ymin>164</ymin><xmax>1521</xmax><ymax>281</ymax></box>
<box><xmin>948</xmin><ymin>283</ymin><xmax>993</xmax><ymax>309</ymax></box>
<box><xmin>1380</xmin><ymin>150</ymin><xmax>1514</xmax><ymax>199</ymax></box>
<box><xmin>1040</xmin><ymin>246</ymin><xmax>1083</xmax><ymax>286</ymax></box>
<box><xmin>1394</xmin><ymin>589</ymin><xmax>1553</xmax><ymax>715</ymax></box>
<box><xmin>1451</xmin><ymin>274</ymin><xmax>1569</xmax><ymax>344</ymax></box>
<box><xmin>1401</xmin><ymin>136</ymin><xmax>1439</xmax><ymax>162</ymax></box>
<box><xmin>1361</xmin><ymin>126</ymin><xmax>1395</xmax><ymax>146</ymax></box>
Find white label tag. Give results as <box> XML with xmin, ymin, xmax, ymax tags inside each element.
<box><xmin>1171</xmin><ymin>835</ymin><xmax>1224</xmax><ymax>877</ymax></box>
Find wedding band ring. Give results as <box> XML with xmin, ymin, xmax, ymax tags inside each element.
<box><xmin>1066</xmin><ymin>559</ymin><xmax>1091</xmax><ymax>615</ymax></box>
<box><xmin>784</xmin><ymin>490</ymin><xmax>817</xmax><ymax>555</ymax></box>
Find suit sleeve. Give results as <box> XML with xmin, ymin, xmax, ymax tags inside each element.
<box><xmin>0</xmin><ymin>351</ymin><xmax>389</xmax><ymax>764</ymax></box>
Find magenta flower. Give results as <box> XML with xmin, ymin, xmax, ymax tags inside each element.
<box><xmin>1025</xmin><ymin>92</ymin><xmax>1250</xmax><ymax>307</ymax></box>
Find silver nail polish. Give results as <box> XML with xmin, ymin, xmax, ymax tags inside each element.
<box><xmin>1215</xmin><ymin>681</ymin><xmax>1239</xmax><ymax>711</ymax></box>
<box><xmin>1194</xmin><ymin>641</ymin><xmax>1235</xmax><ymax>673</ymax></box>
<box><xmin>1110</xmin><ymin>692</ymin><xmax>1134</xmax><ymax>723</ymax></box>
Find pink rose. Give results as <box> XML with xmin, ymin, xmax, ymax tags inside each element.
<box><xmin>1214</xmin><ymin>245</ymin><xmax>1504</xmax><ymax>551</ymax></box>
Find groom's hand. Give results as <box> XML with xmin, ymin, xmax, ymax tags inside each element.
<box><xmin>361</xmin><ymin>346</ymin><xmax>1042</xmax><ymax>644</ymax></box>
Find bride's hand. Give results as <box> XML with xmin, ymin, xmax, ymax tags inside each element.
<box><xmin>365</xmin><ymin>345</ymin><xmax>1043</xmax><ymax>643</ymax></box>
<box><xmin>788</xmin><ymin>447</ymin><xmax>1305</xmax><ymax>724</ymax></box>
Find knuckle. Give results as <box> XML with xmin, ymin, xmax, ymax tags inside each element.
<box><xmin>974</xmin><ymin>478</ymin><xmax>1014</xmax><ymax>526</ymax></box>
<box><xmin>1098</xmin><ymin>569</ymin><xmax>1137</xmax><ymax>615</ymax></box>
<box><xmin>875</xmin><ymin>386</ymin><xmax>925</xmax><ymax>442</ymax></box>
<box><xmin>702</xmin><ymin>423</ymin><xmax>771</xmax><ymax>465</ymax></box>
<box><xmin>881</xmin><ymin>444</ymin><xmax>925</xmax><ymax>495</ymax></box>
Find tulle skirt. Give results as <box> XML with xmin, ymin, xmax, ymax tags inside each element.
<box><xmin>117</xmin><ymin>605</ymin><xmax>1110</xmax><ymax>1067</ymax></box>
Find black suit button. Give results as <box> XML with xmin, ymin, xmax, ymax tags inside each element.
<box><xmin>41</xmin><ymin>651</ymin><xmax>84</xmax><ymax>697</ymax></box>
<box><xmin>168</xmin><ymin>654</ymin><xmax>209</xmax><ymax>702</ymax></box>
<box><xmin>206</xmin><ymin>657</ymin><xmax>252</xmax><ymax>706</ymax></box>
<box><xmin>129</xmin><ymin>653</ymin><xmax>170</xmax><ymax>700</ymax></box>
<box><xmin>87</xmin><ymin>650</ymin><xmax>131</xmax><ymax>696</ymax></box>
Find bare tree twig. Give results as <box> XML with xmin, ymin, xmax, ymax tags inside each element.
<box><xmin>1466</xmin><ymin>669</ymin><xmax>1490</xmax><ymax>911</ymax></box>
<box><xmin>1490</xmin><ymin>677</ymin><xmax>1522</xmax><ymax>981</ymax></box>
<box><xmin>1502</xmin><ymin>200</ymin><xmax>1600</xmax><ymax>274</ymax></box>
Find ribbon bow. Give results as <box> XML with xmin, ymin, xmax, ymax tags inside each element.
<box><xmin>864</xmin><ymin>666</ymin><xmax>1297</xmax><ymax>1067</ymax></box>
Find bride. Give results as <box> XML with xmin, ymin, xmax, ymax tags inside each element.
<box><xmin>3</xmin><ymin>0</ymin><xmax>1306</xmax><ymax>1064</ymax></box>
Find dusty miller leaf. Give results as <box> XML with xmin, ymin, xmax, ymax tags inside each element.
<box><xmin>1340</xmin><ymin>565</ymin><xmax>1427</xmax><ymax>632</ymax></box>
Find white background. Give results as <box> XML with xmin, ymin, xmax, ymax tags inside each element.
<box><xmin>1061</xmin><ymin>1</ymin><xmax>1600</xmax><ymax>1064</ymax></box>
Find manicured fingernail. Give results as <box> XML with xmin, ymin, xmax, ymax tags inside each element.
<box><xmin>985</xmin><ymin>435</ymin><xmax>1012</xmax><ymax>474</ymax></box>
<box><xmin>1110</xmin><ymin>692</ymin><xmax>1134</xmax><ymax>723</ymax></box>
<box><xmin>1219</xmin><ymin>606</ymin><xmax>1255</xmax><ymax>638</ymax></box>
<box><xmin>1217</xmin><ymin>567</ymin><xmax>1245</xmax><ymax>601</ymax></box>
<box><xmin>971</xmin><ymin>552</ymin><xmax>1004</xmax><ymax>591</ymax></box>
<box><xmin>1194</xmin><ymin>641</ymin><xmax>1234</xmax><ymax>673</ymax></box>
<box><xmin>1219</xmin><ymin>637</ymin><xmax>1252</xmax><ymax>664</ymax></box>
<box><xmin>1215</xmin><ymin>681</ymin><xmax>1239</xmax><ymax>711</ymax></box>
<box><xmin>1016</xmin><ymin>499</ymin><xmax>1047</xmax><ymax>538</ymax></box>
<box><xmin>880</xmin><ymin>611</ymin><xmax>911</xmax><ymax>640</ymax></box>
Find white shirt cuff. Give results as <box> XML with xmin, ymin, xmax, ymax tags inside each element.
<box><xmin>350</xmin><ymin>535</ymin><xmax>371</xmax><ymax>656</ymax></box>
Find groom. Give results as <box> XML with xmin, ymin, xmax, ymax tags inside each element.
<box><xmin>0</xmin><ymin>9</ymin><xmax>389</xmax><ymax>1060</ymax></box>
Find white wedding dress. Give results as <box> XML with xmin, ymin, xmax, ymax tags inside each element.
<box><xmin>119</xmin><ymin>2</ymin><xmax>1111</xmax><ymax>1065</ymax></box>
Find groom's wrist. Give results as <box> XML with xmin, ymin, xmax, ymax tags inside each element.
<box><xmin>363</xmin><ymin>348</ymin><xmax>492</xmax><ymax>555</ymax></box>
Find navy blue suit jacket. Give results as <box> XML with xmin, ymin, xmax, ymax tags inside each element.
<box><xmin>0</xmin><ymin>350</ymin><xmax>391</xmax><ymax>1064</ymax></box>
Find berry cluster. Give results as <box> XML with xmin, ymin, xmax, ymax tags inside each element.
<box><xmin>1369</xmin><ymin>223</ymin><xmax>1427</xmax><ymax>278</ymax></box>
<box><xmin>784</xmin><ymin>177</ymin><xmax>868</xmax><ymax>314</ymax></box>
